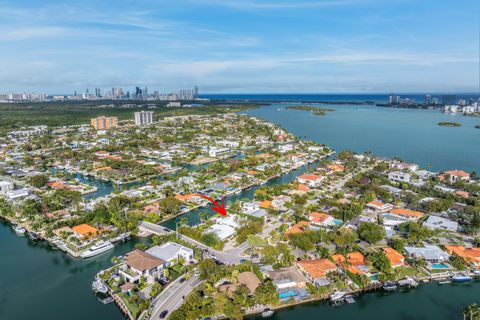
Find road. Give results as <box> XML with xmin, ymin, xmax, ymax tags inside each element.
<box><xmin>149</xmin><ymin>274</ymin><xmax>203</xmax><ymax>319</ymax></box>
<box><xmin>138</xmin><ymin>221</ymin><xmax>248</xmax><ymax>264</ymax></box>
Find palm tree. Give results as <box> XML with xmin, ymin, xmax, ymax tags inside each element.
<box><xmin>464</xmin><ymin>303</ymin><xmax>480</xmax><ymax>320</ymax></box>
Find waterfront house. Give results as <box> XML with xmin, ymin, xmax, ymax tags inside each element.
<box><xmin>332</xmin><ymin>252</ymin><xmax>368</xmax><ymax>275</ymax></box>
<box><xmin>146</xmin><ymin>242</ymin><xmax>194</xmax><ymax>266</ymax></box>
<box><xmin>423</xmin><ymin>215</ymin><xmax>458</xmax><ymax>232</ymax></box>
<box><xmin>404</xmin><ymin>245</ymin><xmax>450</xmax><ymax>263</ymax></box>
<box><xmin>439</xmin><ymin>170</ymin><xmax>470</xmax><ymax>184</ymax></box>
<box><xmin>72</xmin><ymin>224</ymin><xmax>99</xmax><ymax>239</ymax></box>
<box><xmin>383</xmin><ymin>247</ymin><xmax>405</xmax><ymax>268</ymax></box>
<box><xmin>120</xmin><ymin>250</ymin><xmax>165</xmax><ymax>284</ymax></box>
<box><xmin>444</xmin><ymin>245</ymin><xmax>480</xmax><ymax>268</ymax></box>
<box><xmin>297</xmin><ymin>173</ymin><xmax>322</xmax><ymax>188</ymax></box>
<box><xmin>218</xmin><ymin>271</ymin><xmax>262</xmax><ymax>296</ymax></box>
<box><xmin>297</xmin><ymin>259</ymin><xmax>337</xmax><ymax>286</ymax></box>
<box><xmin>266</xmin><ymin>266</ymin><xmax>308</xmax><ymax>289</ymax></box>
<box><xmin>308</xmin><ymin>212</ymin><xmax>336</xmax><ymax>228</ymax></box>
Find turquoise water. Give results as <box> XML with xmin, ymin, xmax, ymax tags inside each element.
<box><xmin>431</xmin><ymin>263</ymin><xmax>450</xmax><ymax>269</ymax></box>
<box><xmin>279</xmin><ymin>290</ymin><xmax>298</xmax><ymax>299</ymax></box>
<box><xmin>243</xmin><ymin>104</ymin><xmax>480</xmax><ymax>173</ymax></box>
<box><xmin>0</xmin><ymin>219</ymin><xmax>148</xmax><ymax>320</ymax></box>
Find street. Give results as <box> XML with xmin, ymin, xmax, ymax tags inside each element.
<box><xmin>149</xmin><ymin>274</ymin><xmax>203</xmax><ymax>319</ymax></box>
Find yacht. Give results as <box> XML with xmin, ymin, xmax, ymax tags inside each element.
<box><xmin>92</xmin><ymin>278</ymin><xmax>108</xmax><ymax>294</ymax></box>
<box><xmin>80</xmin><ymin>241</ymin><xmax>114</xmax><ymax>258</ymax></box>
<box><xmin>329</xmin><ymin>291</ymin><xmax>346</xmax><ymax>302</ymax></box>
<box><xmin>452</xmin><ymin>274</ymin><xmax>473</xmax><ymax>283</ymax></box>
<box><xmin>13</xmin><ymin>225</ymin><xmax>26</xmax><ymax>235</ymax></box>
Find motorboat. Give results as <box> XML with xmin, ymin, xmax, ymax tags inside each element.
<box><xmin>382</xmin><ymin>282</ymin><xmax>397</xmax><ymax>291</ymax></box>
<box><xmin>13</xmin><ymin>225</ymin><xmax>26</xmax><ymax>235</ymax></box>
<box><xmin>329</xmin><ymin>291</ymin><xmax>346</xmax><ymax>302</ymax></box>
<box><xmin>451</xmin><ymin>274</ymin><xmax>473</xmax><ymax>283</ymax></box>
<box><xmin>80</xmin><ymin>241</ymin><xmax>114</xmax><ymax>258</ymax></box>
<box><xmin>261</xmin><ymin>309</ymin><xmax>274</xmax><ymax>318</ymax></box>
<box><xmin>92</xmin><ymin>278</ymin><xmax>108</xmax><ymax>294</ymax></box>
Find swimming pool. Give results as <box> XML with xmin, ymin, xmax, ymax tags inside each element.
<box><xmin>430</xmin><ymin>263</ymin><xmax>449</xmax><ymax>269</ymax></box>
<box><xmin>279</xmin><ymin>290</ymin><xmax>298</xmax><ymax>299</ymax></box>
<box><xmin>334</xmin><ymin>219</ymin><xmax>343</xmax><ymax>226</ymax></box>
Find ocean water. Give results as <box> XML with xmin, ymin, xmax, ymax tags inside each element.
<box><xmin>242</xmin><ymin>103</ymin><xmax>480</xmax><ymax>173</ymax></box>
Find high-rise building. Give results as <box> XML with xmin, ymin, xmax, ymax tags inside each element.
<box><xmin>424</xmin><ymin>94</ymin><xmax>431</xmax><ymax>105</ymax></box>
<box><xmin>90</xmin><ymin>116</ymin><xmax>118</xmax><ymax>130</ymax></box>
<box><xmin>135</xmin><ymin>87</ymin><xmax>143</xmax><ymax>99</ymax></box>
<box><xmin>389</xmin><ymin>94</ymin><xmax>400</xmax><ymax>105</ymax></box>
<box><xmin>134</xmin><ymin>111</ymin><xmax>154</xmax><ymax>126</ymax></box>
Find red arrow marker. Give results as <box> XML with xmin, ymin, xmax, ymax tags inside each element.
<box><xmin>194</xmin><ymin>194</ymin><xmax>227</xmax><ymax>216</ymax></box>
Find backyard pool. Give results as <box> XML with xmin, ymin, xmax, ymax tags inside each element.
<box><xmin>279</xmin><ymin>290</ymin><xmax>298</xmax><ymax>299</ymax></box>
<box><xmin>430</xmin><ymin>263</ymin><xmax>450</xmax><ymax>269</ymax></box>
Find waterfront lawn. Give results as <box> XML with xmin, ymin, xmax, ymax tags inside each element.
<box><xmin>393</xmin><ymin>266</ymin><xmax>417</xmax><ymax>280</ymax></box>
<box><xmin>118</xmin><ymin>292</ymin><xmax>145</xmax><ymax>319</ymax></box>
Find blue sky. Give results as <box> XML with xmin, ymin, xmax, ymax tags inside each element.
<box><xmin>0</xmin><ymin>0</ymin><xmax>478</xmax><ymax>93</ymax></box>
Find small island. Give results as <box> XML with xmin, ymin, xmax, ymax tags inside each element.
<box><xmin>287</xmin><ymin>105</ymin><xmax>335</xmax><ymax>116</ymax></box>
<box><xmin>438</xmin><ymin>121</ymin><xmax>462</xmax><ymax>127</ymax></box>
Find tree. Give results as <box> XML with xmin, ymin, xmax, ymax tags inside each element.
<box><xmin>368</xmin><ymin>251</ymin><xmax>392</xmax><ymax>274</ymax></box>
<box><xmin>357</xmin><ymin>222</ymin><xmax>386</xmax><ymax>244</ymax></box>
<box><xmin>28</xmin><ymin>174</ymin><xmax>49</xmax><ymax>188</ymax></box>
<box><xmin>464</xmin><ymin>303</ymin><xmax>480</xmax><ymax>320</ymax></box>
<box><xmin>254</xmin><ymin>280</ymin><xmax>279</xmax><ymax>306</ymax></box>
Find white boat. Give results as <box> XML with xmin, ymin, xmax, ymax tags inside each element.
<box><xmin>382</xmin><ymin>282</ymin><xmax>397</xmax><ymax>291</ymax></box>
<box><xmin>261</xmin><ymin>309</ymin><xmax>274</xmax><ymax>318</ymax></box>
<box><xmin>13</xmin><ymin>225</ymin><xmax>26</xmax><ymax>235</ymax></box>
<box><xmin>80</xmin><ymin>241</ymin><xmax>114</xmax><ymax>258</ymax></box>
<box><xmin>329</xmin><ymin>291</ymin><xmax>346</xmax><ymax>302</ymax></box>
<box><xmin>451</xmin><ymin>274</ymin><xmax>473</xmax><ymax>283</ymax></box>
<box><xmin>92</xmin><ymin>278</ymin><xmax>108</xmax><ymax>294</ymax></box>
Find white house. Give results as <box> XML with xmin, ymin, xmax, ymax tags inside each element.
<box><xmin>278</xmin><ymin>143</ymin><xmax>294</xmax><ymax>153</ymax></box>
<box><xmin>120</xmin><ymin>249</ymin><xmax>165</xmax><ymax>283</ymax></box>
<box><xmin>366</xmin><ymin>200</ymin><xmax>394</xmax><ymax>212</ymax></box>
<box><xmin>297</xmin><ymin>173</ymin><xmax>322</xmax><ymax>188</ymax></box>
<box><xmin>146</xmin><ymin>242</ymin><xmax>194</xmax><ymax>265</ymax></box>
<box><xmin>0</xmin><ymin>181</ymin><xmax>14</xmax><ymax>194</ymax></box>
<box><xmin>388</xmin><ymin>171</ymin><xmax>412</xmax><ymax>184</ymax></box>
<box><xmin>423</xmin><ymin>215</ymin><xmax>459</xmax><ymax>232</ymax></box>
<box><xmin>242</xmin><ymin>201</ymin><xmax>261</xmax><ymax>213</ymax></box>
<box><xmin>404</xmin><ymin>245</ymin><xmax>450</xmax><ymax>262</ymax></box>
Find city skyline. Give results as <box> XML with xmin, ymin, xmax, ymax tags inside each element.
<box><xmin>0</xmin><ymin>0</ymin><xmax>478</xmax><ymax>93</ymax></box>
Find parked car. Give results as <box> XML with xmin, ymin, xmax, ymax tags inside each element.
<box><xmin>159</xmin><ymin>310</ymin><xmax>169</xmax><ymax>319</ymax></box>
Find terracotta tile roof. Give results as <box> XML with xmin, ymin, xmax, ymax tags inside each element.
<box><xmin>72</xmin><ymin>224</ymin><xmax>98</xmax><ymax>236</ymax></box>
<box><xmin>309</xmin><ymin>212</ymin><xmax>331</xmax><ymax>223</ymax></box>
<box><xmin>175</xmin><ymin>194</ymin><xmax>197</xmax><ymax>201</ymax></box>
<box><xmin>444</xmin><ymin>245</ymin><xmax>480</xmax><ymax>263</ymax></box>
<box><xmin>389</xmin><ymin>208</ymin><xmax>423</xmax><ymax>218</ymax></box>
<box><xmin>297</xmin><ymin>184</ymin><xmax>310</xmax><ymax>192</ymax></box>
<box><xmin>383</xmin><ymin>247</ymin><xmax>405</xmax><ymax>267</ymax></box>
<box><xmin>125</xmin><ymin>249</ymin><xmax>165</xmax><ymax>272</ymax></box>
<box><xmin>297</xmin><ymin>259</ymin><xmax>337</xmax><ymax>280</ymax></box>
<box><xmin>285</xmin><ymin>221</ymin><xmax>310</xmax><ymax>237</ymax></box>
<box><xmin>332</xmin><ymin>252</ymin><xmax>366</xmax><ymax>272</ymax></box>
<box><xmin>454</xmin><ymin>190</ymin><xmax>470</xmax><ymax>199</ymax></box>
<box><xmin>444</xmin><ymin>170</ymin><xmax>470</xmax><ymax>177</ymax></box>
<box><xmin>367</xmin><ymin>200</ymin><xmax>384</xmax><ymax>207</ymax></box>
<box><xmin>260</xmin><ymin>200</ymin><xmax>272</xmax><ymax>209</ymax></box>
<box><xmin>298</xmin><ymin>174</ymin><xmax>320</xmax><ymax>181</ymax></box>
